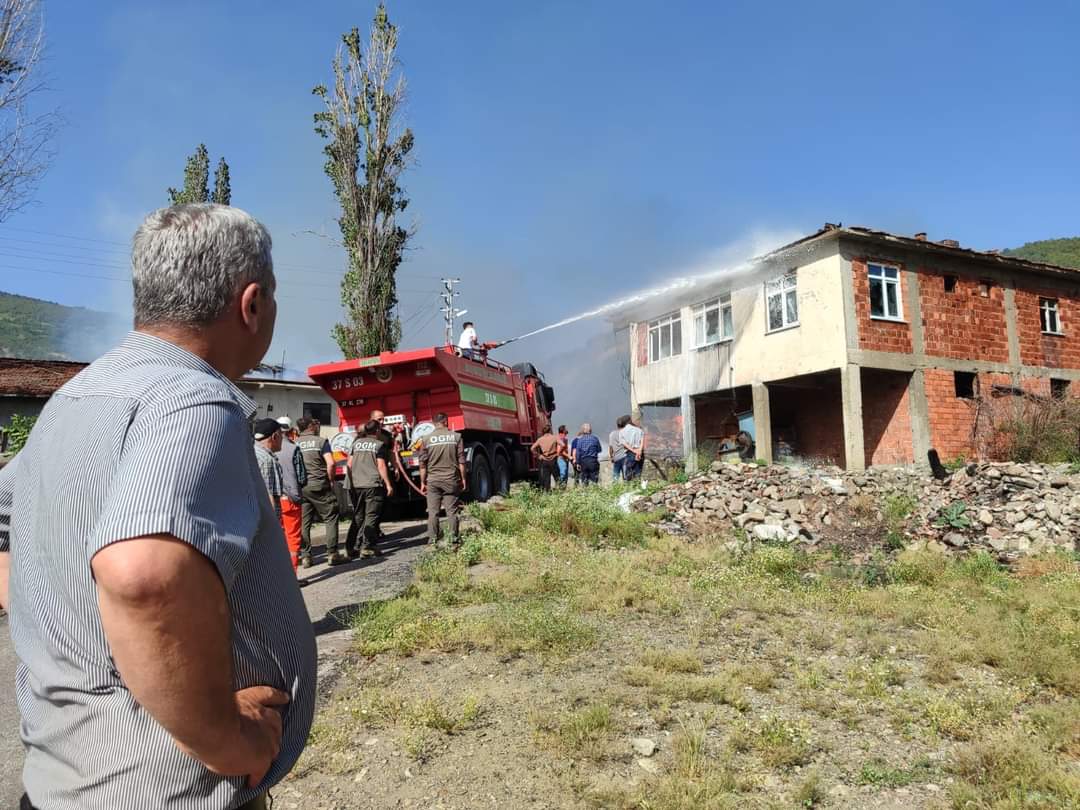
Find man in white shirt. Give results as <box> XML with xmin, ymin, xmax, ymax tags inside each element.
<box><xmin>457</xmin><ymin>321</ymin><xmax>479</xmax><ymax>359</ymax></box>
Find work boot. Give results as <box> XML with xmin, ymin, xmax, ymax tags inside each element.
<box><xmin>326</xmin><ymin>552</ymin><xmax>348</xmax><ymax>567</ymax></box>
<box><xmin>346</xmin><ymin>547</ymin><xmax>360</xmax><ymax>560</ymax></box>
<box><xmin>360</xmin><ymin>547</ymin><xmax>382</xmax><ymax>559</ymax></box>
<box><xmin>299</xmin><ymin>555</ymin><xmax>313</xmax><ymax>569</ymax></box>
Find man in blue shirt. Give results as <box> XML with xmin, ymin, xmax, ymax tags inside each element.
<box><xmin>572</xmin><ymin>423</ymin><xmax>602</xmax><ymax>486</ymax></box>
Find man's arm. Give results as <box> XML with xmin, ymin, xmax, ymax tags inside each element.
<box><xmin>322</xmin><ymin>451</ymin><xmax>335</xmax><ymax>482</ymax></box>
<box><xmin>457</xmin><ymin>439</ymin><xmax>467</xmax><ymax>490</ymax></box>
<box><xmin>376</xmin><ymin>458</ymin><xmax>393</xmax><ymax>496</ymax></box>
<box><xmin>93</xmin><ymin>536</ymin><xmax>288</xmax><ymax>787</ymax></box>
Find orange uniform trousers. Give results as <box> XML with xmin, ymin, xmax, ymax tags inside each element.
<box><xmin>280</xmin><ymin>497</ymin><xmax>303</xmax><ymax>570</ymax></box>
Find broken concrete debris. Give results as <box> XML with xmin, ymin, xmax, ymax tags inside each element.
<box><xmin>634</xmin><ymin>460</ymin><xmax>1080</xmax><ymax>559</ymax></box>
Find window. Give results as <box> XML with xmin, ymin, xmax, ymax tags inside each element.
<box><xmin>979</xmin><ymin>279</ymin><xmax>992</xmax><ymax>298</ymax></box>
<box><xmin>954</xmin><ymin>371</ymin><xmax>976</xmax><ymax>399</ymax></box>
<box><xmin>765</xmin><ymin>271</ymin><xmax>798</xmax><ymax>332</ymax></box>
<box><xmin>1040</xmin><ymin>298</ymin><xmax>1062</xmax><ymax>334</ymax></box>
<box><xmin>868</xmin><ymin>263</ymin><xmax>903</xmax><ymax>320</ymax></box>
<box><xmin>693</xmin><ymin>295</ymin><xmax>733</xmax><ymax>347</ymax></box>
<box><xmin>1051</xmin><ymin>378</ymin><xmax>1070</xmax><ymax>399</ymax></box>
<box><xmin>303</xmin><ymin>402</ymin><xmax>332</xmax><ymax>426</ymax></box>
<box><xmin>943</xmin><ymin>275</ymin><xmax>958</xmax><ymax>293</ymax></box>
<box><xmin>647</xmin><ymin>313</ymin><xmax>682</xmax><ymax>363</ymax></box>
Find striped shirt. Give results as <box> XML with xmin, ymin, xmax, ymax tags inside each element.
<box><xmin>254</xmin><ymin>443</ymin><xmax>284</xmax><ymax>519</ymax></box>
<box><xmin>0</xmin><ymin>331</ymin><xmax>316</xmax><ymax>809</ymax></box>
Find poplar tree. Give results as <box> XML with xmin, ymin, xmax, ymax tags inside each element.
<box><xmin>167</xmin><ymin>145</ymin><xmax>232</xmax><ymax>205</ymax></box>
<box><xmin>313</xmin><ymin>3</ymin><xmax>414</xmax><ymax>358</ymax></box>
<box><xmin>212</xmin><ymin>157</ymin><xmax>231</xmax><ymax>205</ymax></box>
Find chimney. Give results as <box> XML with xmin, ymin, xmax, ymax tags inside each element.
<box><xmin>940</xmin><ymin>239</ymin><xmax>960</xmax><ymax>248</ymax></box>
<box><xmin>914</xmin><ymin>232</ymin><xmax>927</xmax><ymax>241</ymax></box>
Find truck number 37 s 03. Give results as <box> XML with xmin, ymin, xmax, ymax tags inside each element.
<box><xmin>330</xmin><ymin>376</ymin><xmax>364</xmax><ymax>391</ymax></box>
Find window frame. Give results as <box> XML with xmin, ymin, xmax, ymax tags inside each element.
<box><xmin>867</xmin><ymin>263</ymin><xmax>904</xmax><ymax>321</ymax></box>
<box><xmin>764</xmin><ymin>271</ymin><xmax>799</xmax><ymax>334</ymax></box>
<box><xmin>692</xmin><ymin>294</ymin><xmax>734</xmax><ymax>348</ymax></box>
<box><xmin>1040</xmin><ymin>297</ymin><xmax>1063</xmax><ymax>335</ymax></box>
<box><xmin>647</xmin><ymin>312</ymin><xmax>682</xmax><ymax>364</ymax></box>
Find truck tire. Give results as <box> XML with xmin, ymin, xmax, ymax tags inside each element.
<box><xmin>493</xmin><ymin>453</ymin><xmax>511</xmax><ymax>496</ymax></box>
<box><xmin>470</xmin><ymin>453</ymin><xmax>493</xmax><ymax>502</ymax></box>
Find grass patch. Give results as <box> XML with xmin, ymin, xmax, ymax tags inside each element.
<box><xmin>641</xmin><ymin>648</ymin><xmax>705</xmax><ymax>674</ymax></box>
<box><xmin>535</xmin><ymin>702</ymin><xmax>616</xmax><ymax>760</ymax></box>
<box><xmin>857</xmin><ymin>756</ymin><xmax>937</xmax><ymax>787</ymax></box>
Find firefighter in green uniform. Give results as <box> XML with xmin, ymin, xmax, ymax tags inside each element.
<box><xmin>347</xmin><ymin>419</ymin><xmax>395</xmax><ymax>558</ymax></box>
<box><xmin>295</xmin><ymin>417</ymin><xmax>344</xmax><ymax>566</ymax></box>
<box><xmin>417</xmin><ymin>412</ymin><xmax>468</xmax><ymax>548</ymax></box>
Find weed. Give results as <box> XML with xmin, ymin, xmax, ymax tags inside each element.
<box><xmin>623</xmin><ymin>666</ymin><xmax>749</xmax><ymax>713</ymax></box>
<box><xmin>948</xmin><ymin>730</ymin><xmax>1080</xmax><ymax>806</ymax></box>
<box><xmin>934</xmin><ymin>501</ymin><xmax>972</xmax><ymax>530</ymax></box>
<box><xmin>857</xmin><ymin>757</ymin><xmax>937</xmax><ymax>787</ymax></box>
<box><xmin>641</xmin><ymin>648</ymin><xmax>705</xmax><ymax>674</ymax></box>
<box><xmin>793</xmin><ymin>770</ymin><xmax>825</xmax><ymax>807</ymax></box>
<box><xmin>753</xmin><ymin>716</ymin><xmax>813</xmax><ymax>768</ymax></box>
<box><xmin>536</xmin><ymin>702</ymin><xmax>616</xmax><ymax>760</ymax></box>
<box><xmin>882</xmin><ymin>493</ymin><xmax>917</xmax><ymax>526</ymax></box>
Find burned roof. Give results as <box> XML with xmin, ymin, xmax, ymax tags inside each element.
<box><xmin>783</xmin><ymin>223</ymin><xmax>1080</xmax><ymax>281</ymax></box>
<box><xmin>0</xmin><ymin>358</ymin><xmax>86</xmax><ymax>398</ymax></box>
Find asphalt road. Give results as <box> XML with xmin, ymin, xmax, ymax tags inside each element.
<box><xmin>0</xmin><ymin>518</ymin><xmax>428</xmax><ymax>807</ymax></box>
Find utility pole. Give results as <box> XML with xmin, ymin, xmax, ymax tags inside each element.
<box><xmin>440</xmin><ymin>278</ymin><xmax>466</xmax><ymax>346</ymax></box>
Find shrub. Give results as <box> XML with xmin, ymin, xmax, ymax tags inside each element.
<box><xmin>986</xmin><ymin>392</ymin><xmax>1080</xmax><ymax>463</ymax></box>
<box><xmin>3</xmin><ymin>413</ymin><xmax>36</xmax><ymax>454</ymax></box>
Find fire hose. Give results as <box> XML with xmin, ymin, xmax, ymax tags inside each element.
<box><xmin>392</xmin><ymin>445</ymin><xmax>426</xmax><ymax>497</ymax></box>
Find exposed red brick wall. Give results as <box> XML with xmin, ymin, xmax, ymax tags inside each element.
<box><xmin>852</xmin><ymin>258</ymin><xmax>913</xmax><ymax>354</ymax></box>
<box><xmin>861</xmin><ymin>369</ymin><xmax>913</xmax><ymax>466</ymax></box>
<box><xmin>919</xmin><ymin>268</ymin><xmax>1009</xmax><ymax>362</ymax></box>
<box><xmin>694</xmin><ymin>389</ymin><xmax>751</xmax><ymax>444</ymax></box>
<box><xmin>924</xmin><ymin>369</ymin><xmax>1020</xmax><ymax>461</ymax></box>
<box><xmin>769</xmin><ymin>374</ymin><xmax>845</xmax><ymax>465</ymax></box>
<box><xmin>1014</xmin><ymin>288</ymin><xmax>1080</xmax><ymax>369</ymax></box>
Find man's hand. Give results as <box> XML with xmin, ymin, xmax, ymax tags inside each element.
<box><xmin>420</xmin><ymin>483</ymin><xmax>427</xmax><ymax>495</ymax></box>
<box><xmin>385</xmin><ymin>482</ymin><xmax>394</xmax><ymax>497</ymax></box>
<box><xmin>460</xmin><ymin>477</ymin><xmax>468</xmax><ymax>492</ymax></box>
<box><xmin>176</xmin><ymin>685</ymin><xmax>289</xmax><ymax>788</ymax></box>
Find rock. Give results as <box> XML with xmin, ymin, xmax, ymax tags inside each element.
<box><xmin>1050</xmin><ymin>475</ymin><xmax>1070</xmax><ymax>489</ymax></box>
<box><xmin>1045</xmin><ymin>502</ymin><xmax>1062</xmax><ymax>521</ymax></box>
<box><xmin>631</xmin><ymin>738</ymin><xmax>657</xmax><ymax>757</ymax></box>
<box><xmin>1004</xmin><ymin>476</ymin><xmax>1038</xmax><ymax>489</ymax></box>
<box><xmin>486</xmin><ymin>495</ymin><xmax>505</xmax><ymax>506</ymax></box>
<box><xmin>727</xmin><ymin>497</ymin><xmax>745</xmax><ymax>514</ymax></box>
<box><xmin>977</xmin><ymin>509</ymin><xmax>994</xmax><ymax>526</ymax></box>
<box><xmin>1015</xmin><ymin>518</ymin><xmax>1040</xmax><ymax>534</ymax></box>
<box><xmin>822</xmin><ymin>477</ymin><xmax>847</xmax><ymax>495</ymax></box>
<box><xmin>636</xmin><ymin>758</ymin><xmax>661</xmax><ymax>775</ymax></box>
<box><xmin>762</xmin><ymin>485</ymin><xmax>780</xmax><ymax>500</ymax></box>
<box><xmin>943</xmin><ymin>532</ymin><xmax>968</xmax><ymax>548</ymax></box>
<box><xmin>753</xmin><ymin>524</ymin><xmax>790</xmax><ymax>542</ymax></box>
<box><xmin>780</xmin><ymin>499</ymin><xmax>806</xmax><ymax>517</ymax></box>
<box><xmin>985</xmin><ymin>531</ymin><xmax>1008</xmax><ymax>552</ymax></box>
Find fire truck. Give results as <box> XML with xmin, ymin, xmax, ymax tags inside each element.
<box><xmin>307</xmin><ymin>346</ymin><xmax>556</xmax><ymax>502</ymax></box>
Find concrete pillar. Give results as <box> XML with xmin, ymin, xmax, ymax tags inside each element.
<box><xmin>840</xmin><ymin>364</ymin><xmax>866</xmax><ymax>471</ymax></box>
<box><xmin>907</xmin><ymin>368</ymin><xmax>931</xmax><ymax>469</ymax></box>
<box><xmin>1004</xmin><ymin>286</ymin><xmax>1021</xmax><ymax>373</ymax></box>
<box><xmin>751</xmin><ymin>383</ymin><xmax>772</xmax><ymax>464</ymax></box>
<box><xmin>681</xmin><ymin>391</ymin><xmax>698</xmax><ymax>474</ymax></box>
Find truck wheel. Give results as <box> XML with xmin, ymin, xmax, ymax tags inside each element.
<box><xmin>470</xmin><ymin>454</ymin><xmax>493</xmax><ymax>502</ymax></box>
<box><xmin>493</xmin><ymin>454</ymin><xmax>511</xmax><ymax>496</ymax></box>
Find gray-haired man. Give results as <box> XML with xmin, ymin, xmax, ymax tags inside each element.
<box><xmin>0</xmin><ymin>204</ymin><xmax>316</xmax><ymax>809</ymax></box>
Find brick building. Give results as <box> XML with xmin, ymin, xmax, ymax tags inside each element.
<box><xmin>612</xmin><ymin>225</ymin><xmax>1080</xmax><ymax>471</ymax></box>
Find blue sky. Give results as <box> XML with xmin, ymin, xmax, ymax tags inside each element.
<box><xmin>1</xmin><ymin>0</ymin><xmax>1078</xmax><ymax>379</ymax></box>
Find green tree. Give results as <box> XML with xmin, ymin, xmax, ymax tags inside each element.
<box><xmin>313</xmin><ymin>3</ymin><xmax>414</xmax><ymax>358</ymax></box>
<box><xmin>167</xmin><ymin>144</ymin><xmax>232</xmax><ymax>205</ymax></box>
<box><xmin>212</xmin><ymin>157</ymin><xmax>231</xmax><ymax>205</ymax></box>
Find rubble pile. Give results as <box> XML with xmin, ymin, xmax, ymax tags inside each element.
<box><xmin>635</xmin><ymin>460</ymin><xmax>1080</xmax><ymax>557</ymax></box>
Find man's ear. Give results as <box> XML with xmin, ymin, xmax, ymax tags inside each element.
<box><xmin>239</xmin><ymin>283</ymin><xmax>262</xmax><ymax>334</ymax></box>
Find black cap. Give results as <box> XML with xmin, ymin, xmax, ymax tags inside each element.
<box><xmin>253</xmin><ymin>418</ymin><xmax>281</xmax><ymax>440</ymax></box>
